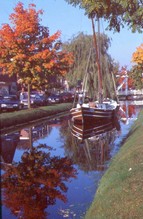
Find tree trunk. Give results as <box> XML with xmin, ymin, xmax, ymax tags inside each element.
<box><xmin>28</xmin><ymin>83</ymin><xmax>31</xmax><ymax>109</ymax></box>
<box><xmin>29</xmin><ymin>127</ymin><xmax>33</xmax><ymax>149</ymax></box>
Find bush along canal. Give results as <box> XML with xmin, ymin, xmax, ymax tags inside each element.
<box><xmin>1</xmin><ymin>100</ymin><xmax>143</xmax><ymax>219</ymax></box>
<box><xmin>0</xmin><ymin>103</ymin><xmax>72</xmax><ymax>131</ymax></box>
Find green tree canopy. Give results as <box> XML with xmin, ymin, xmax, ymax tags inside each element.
<box><xmin>65</xmin><ymin>0</ymin><xmax>143</xmax><ymax>32</ymax></box>
<box><xmin>131</xmin><ymin>65</ymin><xmax>143</xmax><ymax>89</ymax></box>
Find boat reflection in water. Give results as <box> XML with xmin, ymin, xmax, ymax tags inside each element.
<box><xmin>71</xmin><ymin>121</ymin><xmax>118</xmax><ymax>141</ymax></box>
<box><xmin>69</xmin><ymin>118</ymin><xmax>121</xmax><ymax>171</ymax></box>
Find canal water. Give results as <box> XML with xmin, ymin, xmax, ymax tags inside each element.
<box><xmin>1</xmin><ymin>100</ymin><xmax>143</xmax><ymax>219</ymax></box>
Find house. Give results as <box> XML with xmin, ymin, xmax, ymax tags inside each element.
<box><xmin>0</xmin><ymin>71</ymin><xmax>18</xmax><ymax>96</ymax></box>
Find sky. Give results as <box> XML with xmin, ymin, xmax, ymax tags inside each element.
<box><xmin>0</xmin><ymin>0</ymin><xmax>143</xmax><ymax>69</ymax></box>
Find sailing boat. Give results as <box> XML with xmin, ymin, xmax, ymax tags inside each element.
<box><xmin>70</xmin><ymin>17</ymin><xmax>118</xmax><ymax>125</ymax></box>
<box><xmin>70</xmin><ymin>109</ymin><xmax>120</xmax><ymax>141</ymax></box>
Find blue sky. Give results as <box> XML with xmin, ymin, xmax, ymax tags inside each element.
<box><xmin>0</xmin><ymin>0</ymin><xmax>143</xmax><ymax>69</ymax></box>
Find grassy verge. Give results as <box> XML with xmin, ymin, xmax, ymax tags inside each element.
<box><xmin>85</xmin><ymin>110</ymin><xmax>143</xmax><ymax>219</ymax></box>
<box><xmin>0</xmin><ymin>103</ymin><xmax>72</xmax><ymax>130</ymax></box>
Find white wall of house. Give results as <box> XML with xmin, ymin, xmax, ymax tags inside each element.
<box><xmin>0</xmin><ymin>83</ymin><xmax>9</xmax><ymax>96</ymax></box>
<box><xmin>0</xmin><ymin>82</ymin><xmax>17</xmax><ymax>96</ymax></box>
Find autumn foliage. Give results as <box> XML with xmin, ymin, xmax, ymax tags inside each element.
<box><xmin>132</xmin><ymin>43</ymin><xmax>143</xmax><ymax>65</ymax></box>
<box><xmin>0</xmin><ymin>2</ymin><xmax>74</xmax><ymax>89</ymax></box>
<box><xmin>131</xmin><ymin>43</ymin><xmax>143</xmax><ymax>89</ymax></box>
<box><xmin>2</xmin><ymin>144</ymin><xmax>77</xmax><ymax>219</ymax></box>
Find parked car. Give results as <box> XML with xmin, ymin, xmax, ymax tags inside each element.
<box><xmin>38</xmin><ymin>93</ymin><xmax>49</xmax><ymax>106</ymax></box>
<box><xmin>20</xmin><ymin>93</ymin><xmax>43</xmax><ymax>107</ymax></box>
<box><xmin>59</xmin><ymin>92</ymin><xmax>74</xmax><ymax>102</ymax></box>
<box><xmin>0</xmin><ymin>95</ymin><xmax>23</xmax><ymax>111</ymax></box>
<box><xmin>0</xmin><ymin>95</ymin><xmax>3</xmax><ymax>112</ymax></box>
<box><xmin>30</xmin><ymin>94</ymin><xmax>43</xmax><ymax>106</ymax></box>
<box><xmin>47</xmin><ymin>94</ymin><xmax>62</xmax><ymax>104</ymax></box>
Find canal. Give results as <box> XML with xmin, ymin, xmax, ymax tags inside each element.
<box><xmin>1</xmin><ymin>100</ymin><xmax>143</xmax><ymax>219</ymax></box>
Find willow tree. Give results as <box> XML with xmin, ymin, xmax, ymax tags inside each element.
<box><xmin>65</xmin><ymin>0</ymin><xmax>143</xmax><ymax>100</ymax></box>
<box><xmin>63</xmin><ymin>32</ymin><xmax>117</xmax><ymax>98</ymax></box>
<box><xmin>0</xmin><ymin>2</ymin><xmax>73</xmax><ymax>108</ymax></box>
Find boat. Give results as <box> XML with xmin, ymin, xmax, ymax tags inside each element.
<box><xmin>70</xmin><ymin>17</ymin><xmax>119</xmax><ymax>125</ymax></box>
<box><xmin>70</xmin><ymin>98</ymin><xmax>118</xmax><ymax>124</ymax></box>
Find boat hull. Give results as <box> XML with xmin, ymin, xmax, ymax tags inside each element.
<box><xmin>70</xmin><ymin>106</ymin><xmax>115</xmax><ymax>125</ymax></box>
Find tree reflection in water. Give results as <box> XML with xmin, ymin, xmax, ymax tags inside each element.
<box><xmin>2</xmin><ymin>144</ymin><xmax>77</xmax><ymax>219</ymax></box>
<box><xmin>60</xmin><ymin>121</ymin><xmax>119</xmax><ymax>172</ymax></box>
<box><xmin>69</xmin><ymin>131</ymin><xmax>116</xmax><ymax>171</ymax></box>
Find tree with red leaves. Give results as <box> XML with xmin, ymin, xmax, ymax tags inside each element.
<box><xmin>0</xmin><ymin>2</ymin><xmax>73</xmax><ymax>108</ymax></box>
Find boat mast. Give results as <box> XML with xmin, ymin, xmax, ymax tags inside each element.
<box><xmin>91</xmin><ymin>17</ymin><xmax>103</xmax><ymax>103</ymax></box>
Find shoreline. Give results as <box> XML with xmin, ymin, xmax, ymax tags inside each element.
<box><xmin>85</xmin><ymin>109</ymin><xmax>143</xmax><ymax>219</ymax></box>
<box><xmin>0</xmin><ymin>103</ymin><xmax>72</xmax><ymax>134</ymax></box>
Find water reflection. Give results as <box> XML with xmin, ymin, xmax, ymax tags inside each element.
<box><xmin>118</xmin><ymin>100</ymin><xmax>142</xmax><ymax>124</ymax></box>
<box><xmin>1</xmin><ymin>100</ymin><xmax>143</xmax><ymax>219</ymax></box>
<box><xmin>65</xmin><ymin>118</ymin><xmax>121</xmax><ymax>171</ymax></box>
<box><xmin>1</xmin><ymin>132</ymin><xmax>20</xmax><ymax>164</ymax></box>
<box><xmin>70</xmin><ymin>119</ymin><xmax>120</xmax><ymax>141</ymax></box>
<box><xmin>1</xmin><ymin>144</ymin><xmax>77</xmax><ymax>219</ymax></box>
<box><xmin>19</xmin><ymin>125</ymin><xmax>52</xmax><ymax>150</ymax></box>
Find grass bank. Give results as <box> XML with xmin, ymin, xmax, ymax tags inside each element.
<box><xmin>85</xmin><ymin>110</ymin><xmax>143</xmax><ymax>219</ymax></box>
<box><xmin>0</xmin><ymin>103</ymin><xmax>72</xmax><ymax>130</ymax></box>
